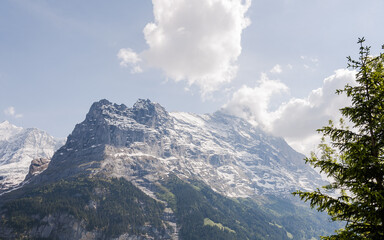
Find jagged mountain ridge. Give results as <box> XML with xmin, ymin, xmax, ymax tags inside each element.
<box><xmin>37</xmin><ymin>99</ymin><xmax>325</xmax><ymax>198</ymax></box>
<box><xmin>0</xmin><ymin>121</ymin><xmax>64</xmax><ymax>192</ymax></box>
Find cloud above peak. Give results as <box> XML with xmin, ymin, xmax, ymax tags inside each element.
<box><xmin>119</xmin><ymin>0</ymin><xmax>251</xmax><ymax>96</ymax></box>
<box><xmin>117</xmin><ymin>48</ymin><xmax>142</xmax><ymax>73</ymax></box>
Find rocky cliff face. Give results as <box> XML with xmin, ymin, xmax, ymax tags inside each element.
<box><xmin>36</xmin><ymin>99</ymin><xmax>325</xmax><ymax>198</ymax></box>
<box><xmin>0</xmin><ymin>121</ymin><xmax>64</xmax><ymax>192</ymax></box>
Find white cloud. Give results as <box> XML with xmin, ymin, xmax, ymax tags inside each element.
<box><xmin>120</xmin><ymin>0</ymin><xmax>251</xmax><ymax>96</ymax></box>
<box><xmin>222</xmin><ymin>73</ymin><xmax>288</xmax><ymax>128</ymax></box>
<box><xmin>311</xmin><ymin>57</ymin><xmax>319</xmax><ymax>63</ymax></box>
<box><xmin>300</xmin><ymin>55</ymin><xmax>319</xmax><ymax>70</ymax></box>
<box><xmin>223</xmin><ymin>69</ymin><xmax>356</xmax><ymax>155</ymax></box>
<box><xmin>117</xmin><ymin>48</ymin><xmax>142</xmax><ymax>73</ymax></box>
<box><xmin>4</xmin><ymin>106</ymin><xmax>23</xmax><ymax>119</ymax></box>
<box><xmin>270</xmin><ymin>64</ymin><xmax>282</xmax><ymax>74</ymax></box>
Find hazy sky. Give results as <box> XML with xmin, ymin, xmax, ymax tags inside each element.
<box><xmin>1</xmin><ymin>0</ymin><xmax>383</xmax><ymax>154</ymax></box>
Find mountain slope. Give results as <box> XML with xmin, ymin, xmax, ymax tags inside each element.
<box><xmin>0</xmin><ymin>121</ymin><xmax>64</xmax><ymax>192</ymax></box>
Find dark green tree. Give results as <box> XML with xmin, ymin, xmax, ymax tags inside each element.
<box><xmin>294</xmin><ymin>38</ymin><xmax>384</xmax><ymax>239</ymax></box>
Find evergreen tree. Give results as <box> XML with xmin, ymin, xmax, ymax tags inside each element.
<box><xmin>294</xmin><ymin>38</ymin><xmax>384</xmax><ymax>239</ymax></box>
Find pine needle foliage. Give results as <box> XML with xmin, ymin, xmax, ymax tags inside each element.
<box><xmin>293</xmin><ymin>38</ymin><xmax>384</xmax><ymax>240</ymax></box>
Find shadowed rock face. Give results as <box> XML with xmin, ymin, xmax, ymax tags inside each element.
<box><xmin>31</xmin><ymin>99</ymin><xmax>326</xmax><ymax>198</ymax></box>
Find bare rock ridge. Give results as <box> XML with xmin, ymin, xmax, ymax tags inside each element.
<box><xmin>34</xmin><ymin>98</ymin><xmax>326</xmax><ymax>198</ymax></box>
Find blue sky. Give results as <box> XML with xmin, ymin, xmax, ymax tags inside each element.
<box><xmin>1</xmin><ymin>0</ymin><xmax>383</xmax><ymax>154</ymax></box>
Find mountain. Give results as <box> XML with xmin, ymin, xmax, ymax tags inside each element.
<box><xmin>36</xmin><ymin>99</ymin><xmax>326</xmax><ymax>197</ymax></box>
<box><xmin>0</xmin><ymin>121</ymin><xmax>64</xmax><ymax>193</ymax></box>
<box><xmin>0</xmin><ymin>99</ymin><xmax>338</xmax><ymax>239</ymax></box>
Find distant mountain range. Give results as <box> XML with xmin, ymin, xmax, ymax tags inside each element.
<box><xmin>0</xmin><ymin>99</ymin><xmax>338</xmax><ymax>239</ymax></box>
<box><xmin>0</xmin><ymin>121</ymin><xmax>64</xmax><ymax>193</ymax></box>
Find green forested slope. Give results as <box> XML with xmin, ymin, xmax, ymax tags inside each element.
<box><xmin>0</xmin><ymin>176</ymin><xmax>168</xmax><ymax>239</ymax></box>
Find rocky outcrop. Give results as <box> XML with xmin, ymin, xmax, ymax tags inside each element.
<box><xmin>24</xmin><ymin>158</ymin><xmax>50</xmax><ymax>181</ymax></box>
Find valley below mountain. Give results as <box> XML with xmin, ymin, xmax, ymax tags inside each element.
<box><xmin>0</xmin><ymin>99</ymin><xmax>339</xmax><ymax>239</ymax></box>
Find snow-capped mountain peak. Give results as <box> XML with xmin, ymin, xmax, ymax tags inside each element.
<box><xmin>0</xmin><ymin>122</ymin><xmax>64</xmax><ymax>192</ymax></box>
<box><xmin>0</xmin><ymin>120</ymin><xmax>23</xmax><ymax>142</ymax></box>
